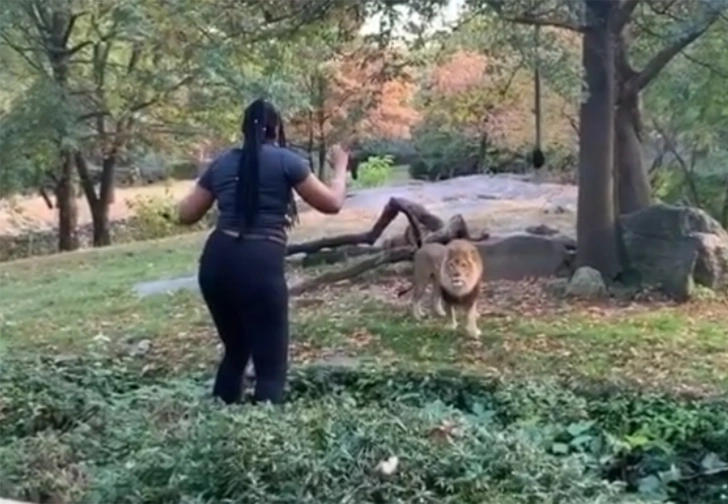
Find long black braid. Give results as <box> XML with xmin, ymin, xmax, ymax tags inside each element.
<box><xmin>235</xmin><ymin>98</ymin><xmax>298</xmax><ymax>235</ymax></box>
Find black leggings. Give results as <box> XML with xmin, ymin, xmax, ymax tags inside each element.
<box><xmin>198</xmin><ymin>229</ymin><xmax>289</xmax><ymax>404</ymax></box>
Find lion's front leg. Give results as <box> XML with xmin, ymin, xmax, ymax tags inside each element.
<box><xmin>464</xmin><ymin>300</ymin><xmax>481</xmax><ymax>338</ymax></box>
<box><xmin>446</xmin><ymin>302</ymin><xmax>458</xmax><ymax>330</ymax></box>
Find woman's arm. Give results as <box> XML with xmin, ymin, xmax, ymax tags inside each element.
<box><xmin>291</xmin><ymin>144</ymin><xmax>349</xmax><ymax>215</ymax></box>
<box><xmin>174</xmin><ymin>165</ymin><xmax>215</xmax><ymax>225</ymax></box>
<box><xmin>176</xmin><ymin>183</ymin><xmax>215</xmax><ymax>225</ymax></box>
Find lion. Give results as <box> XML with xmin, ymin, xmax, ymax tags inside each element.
<box><xmin>398</xmin><ymin>238</ymin><xmax>484</xmax><ymax>338</ymax></box>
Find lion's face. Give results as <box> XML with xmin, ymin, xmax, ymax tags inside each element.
<box><xmin>443</xmin><ymin>241</ymin><xmax>482</xmax><ymax>294</ymax></box>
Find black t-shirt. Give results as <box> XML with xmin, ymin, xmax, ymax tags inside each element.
<box><xmin>197</xmin><ymin>144</ymin><xmax>311</xmax><ymax>242</ymax></box>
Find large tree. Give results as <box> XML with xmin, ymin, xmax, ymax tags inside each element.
<box><xmin>456</xmin><ymin>0</ymin><xmax>727</xmax><ymax>275</ymax></box>
<box><xmin>0</xmin><ymin>0</ymin><xmax>369</xmax><ymax>248</ymax></box>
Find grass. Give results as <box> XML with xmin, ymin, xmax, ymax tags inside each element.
<box><xmin>2</xmin><ymin>231</ymin><xmax>728</xmax><ymax>504</ymax></box>
<box><xmin>1</xmin><ymin>232</ymin><xmax>727</xmax><ymax>396</ymax></box>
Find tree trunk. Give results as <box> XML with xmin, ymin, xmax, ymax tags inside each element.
<box><xmin>75</xmin><ymin>151</ymin><xmax>115</xmax><ymax>247</ymax></box>
<box><xmin>90</xmin><ymin>201</ymin><xmax>111</xmax><ymax>246</ymax></box>
<box><xmin>721</xmin><ymin>181</ymin><xmax>728</xmax><ymax>229</ymax></box>
<box><xmin>317</xmin><ymin>138</ymin><xmax>327</xmax><ymax>181</ymax></box>
<box><xmin>476</xmin><ymin>130</ymin><xmax>488</xmax><ymax>173</ymax></box>
<box><xmin>45</xmin><ymin>6</ymin><xmax>79</xmax><ymax>251</ymax></box>
<box><xmin>576</xmin><ymin>0</ymin><xmax>621</xmax><ymax>278</ymax></box>
<box><xmin>56</xmin><ymin>151</ymin><xmax>79</xmax><ymax>251</ymax></box>
<box><xmin>316</xmin><ymin>106</ymin><xmax>327</xmax><ymax>180</ymax></box>
<box><xmin>306</xmin><ymin>109</ymin><xmax>315</xmax><ymax>170</ymax></box>
<box><xmin>315</xmin><ymin>75</ymin><xmax>327</xmax><ymax>179</ymax></box>
<box><xmin>614</xmin><ymin>85</ymin><xmax>652</xmax><ymax>215</ymax></box>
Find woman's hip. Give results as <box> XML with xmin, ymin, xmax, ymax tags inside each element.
<box><xmin>199</xmin><ymin>229</ymin><xmax>287</xmax><ymax>289</ymax></box>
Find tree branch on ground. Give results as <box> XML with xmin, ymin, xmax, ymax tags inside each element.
<box><xmin>289</xmin><ymin>246</ymin><xmax>413</xmax><ymax>295</ymax></box>
<box><xmin>286</xmin><ymin>197</ymin><xmax>486</xmax><ymax>294</ymax></box>
<box><xmin>286</xmin><ymin>197</ymin><xmax>445</xmax><ymax>255</ymax></box>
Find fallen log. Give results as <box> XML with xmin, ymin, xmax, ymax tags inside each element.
<box><xmin>301</xmin><ymin>245</ymin><xmax>382</xmax><ymax>268</ymax></box>
<box><xmin>286</xmin><ymin>197</ymin><xmax>445</xmax><ymax>256</ymax></box>
<box><xmin>289</xmin><ymin>213</ymin><xmax>479</xmax><ymax>295</ymax></box>
<box><xmin>289</xmin><ymin>246</ymin><xmax>414</xmax><ymax>295</ymax></box>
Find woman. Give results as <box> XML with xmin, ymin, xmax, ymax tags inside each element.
<box><xmin>174</xmin><ymin>98</ymin><xmax>350</xmax><ymax>405</ymax></box>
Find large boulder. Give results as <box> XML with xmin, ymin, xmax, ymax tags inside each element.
<box><xmin>476</xmin><ymin>233</ymin><xmax>576</xmax><ymax>281</ymax></box>
<box><xmin>566</xmin><ymin>266</ymin><xmax>607</xmax><ymax>298</ymax></box>
<box><xmin>619</xmin><ymin>204</ymin><xmax>728</xmax><ymax>301</ymax></box>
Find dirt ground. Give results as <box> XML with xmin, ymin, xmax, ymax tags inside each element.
<box><xmin>0</xmin><ymin>182</ymin><xmax>196</xmax><ymax>235</ymax></box>
<box><xmin>0</xmin><ymin>174</ymin><xmax>578</xmax><ymax>238</ymax></box>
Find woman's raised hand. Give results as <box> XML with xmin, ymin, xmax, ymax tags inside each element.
<box><xmin>327</xmin><ymin>144</ymin><xmax>350</xmax><ymax>173</ymax></box>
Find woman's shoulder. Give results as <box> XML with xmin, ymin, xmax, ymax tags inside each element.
<box><xmin>206</xmin><ymin>147</ymin><xmax>241</xmax><ymax>171</ymax></box>
<box><xmin>273</xmin><ymin>145</ymin><xmax>311</xmax><ymax>166</ymax></box>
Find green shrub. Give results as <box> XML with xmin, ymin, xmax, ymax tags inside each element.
<box><xmin>409</xmin><ymin>125</ymin><xmax>484</xmax><ymax>181</ymax></box>
<box><xmin>653</xmin><ymin>166</ymin><xmax>728</xmax><ymax>227</ymax></box>
<box><xmin>1</xmin><ymin>355</ymin><xmax>727</xmax><ymax>504</ymax></box>
<box><xmin>168</xmin><ymin>161</ymin><xmax>200</xmax><ymax>181</ymax></box>
<box><xmin>352</xmin><ymin>155</ymin><xmax>395</xmax><ymax>188</ymax></box>
<box><xmin>351</xmin><ymin>138</ymin><xmax>419</xmax><ymax>167</ymax></box>
<box><xmin>125</xmin><ymin>187</ymin><xmax>214</xmax><ymax>241</ymax></box>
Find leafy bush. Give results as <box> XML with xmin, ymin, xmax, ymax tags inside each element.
<box><xmin>653</xmin><ymin>166</ymin><xmax>728</xmax><ymax>227</ymax></box>
<box><xmin>125</xmin><ymin>186</ymin><xmax>214</xmax><ymax>241</ymax></box>
<box><xmin>351</xmin><ymin>138</ymin><xmax>419</xmax><ymax>167</ymax></box>
<box><xmin>352</xmin><ymin>155</ymin><xmax>395</xmax><ymax>188</ymax></box>
<box><xmin>168</xmin><ymin>161</ymin><xmax>200</xmax><ymax>181</ymax></box>
<box><xmin>1</xmin><ymin>355</ymin><xmax>727</xmax><ymax>504</ymax></box>
<box><xmin>409</xmin><ymin>125</ymin><xmax>484</xmax><ymax>181</ymax></box>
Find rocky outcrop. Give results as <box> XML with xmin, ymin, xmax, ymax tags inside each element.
<box><xmin>476</xmin><ymin>233</ymin><xmax>576</xmax><ymax>281</ymax></box>
<box><xmin>619</xmin><ymin>204</ymin><xmax>728</xmax><ymax>301</ymax></box>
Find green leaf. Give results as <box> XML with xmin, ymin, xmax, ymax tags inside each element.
<box><xmin>566</xmin><ymin>420</ymin><xmax>595</xmax><ymax>438</ymax></box>
<box><xmin>551</xmin><ymin>442</ymin><xmax>570</xmax><ymax>454</ymax></box>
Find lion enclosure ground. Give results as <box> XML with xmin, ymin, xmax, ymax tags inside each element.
<box><xmin>1</xmin><ymin>230</ymin><xmax>727</xmax><ymax>396</ymax></box>
<box><xmin>2</xmin><ymin>225</ymin><xmax>728</xmax><ymax>503</ymax></box>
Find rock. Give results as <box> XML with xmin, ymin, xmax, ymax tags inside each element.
<box><xmin>525</xmin><ymin>224</ymin><xmax>559</xmax><ymax>236</ymax></box>
<box><xmin>566</xmin><ymin>266</ymin><xmax>607</xmax><ymax>298</ymax></box>
<box><xmin>128</xmin><ymin>339</ymin><xmax>151</xmax><ymax>357</ymax></box>
<box><xmin>693</xmin><ymin>232</ymin><xmax>728</xmax><ymax>290</ymax></box>
<box><xmin>134</xmin><ymin>275</ymin><xmax>199</xmax><ymax>298</ymax></box>
<box><xmin>619</xmin><ymin>204</ymin><xmax>728</xmax><ymax>300</ymax></box>
<box><xmin>476</xmin><ymin>233</ymin><xmax>576</xmax><ymax>281</ymax></box>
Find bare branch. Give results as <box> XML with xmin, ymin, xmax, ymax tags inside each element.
<box><xmin>74</xmin><ymin>150</ymin><xmax>99</xmax><ymax>206</ymax></box>
<box><xmin>62</xmin><ymin>12</ymin><xmax>88</xmax><ymax>47</ymax></box>
<box><xmin>503</xmin><ymin>14</ymin><xmax>585</xmax><ymax>33</ymax></box>
<box><xmin>67</xmin><ymin>40</ymin><xmax>93</xmax><ymax>56</ymax></box>
<box><xmin>681</xmin><ymin>51</ymin><xmax>728</xmax><ymax>78</ymax></box>
<box><xmin>127</xmin><ymin>75</ymin><xmax>194</xmax><ymax>114</ymax></box>
<box><xmin>651</xmin><ymin>118</ymin><xmax>703</xmax><ymax>207</ymax></box>
<box><xmin>77</xmin><ymin>110</ymin><xmax>111</xmax><ymax>122</ymax></box>
<box><xmin>634</xmin><ymin>8</ymin><xmax>724</xmax><ymax>90</ymax></box>
<box><xmin>0</xmin><ymin>34</ymin><xmax>46</xmax><ymax>73</ymax></box>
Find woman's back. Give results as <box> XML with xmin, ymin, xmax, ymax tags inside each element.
<box><xmin>199</xmin><ymin>143</ymin><xmax>310</xmax><ymax>242</ymax></box>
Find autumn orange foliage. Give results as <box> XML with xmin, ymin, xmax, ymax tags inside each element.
<box><xmin>424</xmin><ymin>49</ymin><xmax>575</xmax><ymax>152</ymax></box>
<box><xmin>287</xmin><ymin>46</ymin><xmax>420</xmax><ymax>148</ymax></box>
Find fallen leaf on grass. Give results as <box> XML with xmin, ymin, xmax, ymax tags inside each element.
<box><xmin>426</xmin><ymin>419</ymin><xmax>461</xmax><ymax>445</ymax></box>
<box><xmin>348</xmin><ymin>328</ymin><xmax>377</xmax><ymax>348</ymax></box>
<box><xmin>375</xmin><ymin>456</ymin><xmax>399</xmax><ymax>476</ymax></box>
